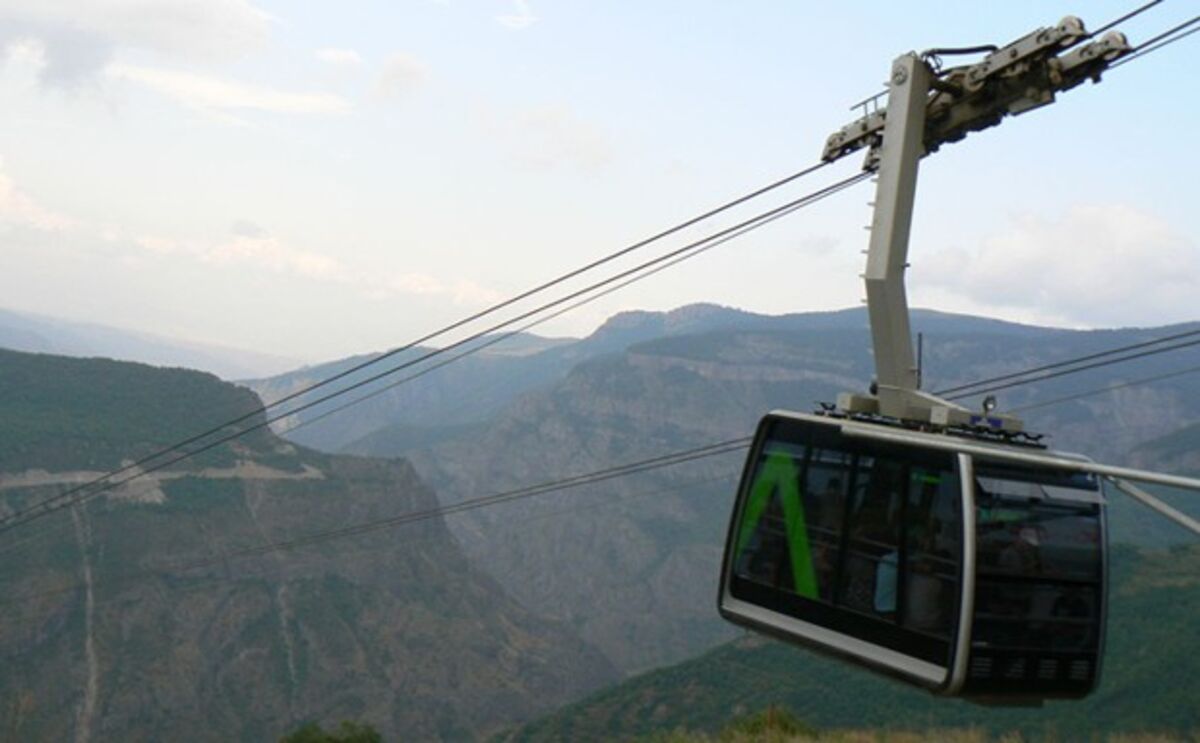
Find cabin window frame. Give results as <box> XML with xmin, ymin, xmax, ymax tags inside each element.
<box><xmin>723</xmin><ymin>414</ymin><xmax>966</xmax><ymax>679</ymax></box>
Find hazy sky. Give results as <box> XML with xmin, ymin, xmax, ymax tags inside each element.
<box><xmin>1</xmin><ymin>1</ymin><xmax>1197</xmax><ymax>363</ymax></box>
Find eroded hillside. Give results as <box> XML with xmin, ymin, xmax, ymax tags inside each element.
<box><xmin>0</xmin><ymin>349</ymin><xmax>616</xmax><ymax>742</ymax></box>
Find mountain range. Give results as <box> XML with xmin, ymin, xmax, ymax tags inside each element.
<box><xmin>246</xmin><ymin>304</ymin><xmax>1200</xmax><ymax>677</ymax></box>
<box><xmin>1</xmin><ymin>303</ymin><xmax>1197</xmax><ymax>741</ymax></box>
<box><xmin>0</xmin><ymin>349</ymin><xmax>615</xmax><ymax>741</ymax></box>
<box><xmin>0</xmin><ymin>307</ymin><xmax>304</xmax><ymax>379</ymax></box>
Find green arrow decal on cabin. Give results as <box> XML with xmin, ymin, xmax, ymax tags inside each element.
<box><xmin>735</xmin><ymin>451</ymin><xmax>819</xmax><ymax>598</ymax></box>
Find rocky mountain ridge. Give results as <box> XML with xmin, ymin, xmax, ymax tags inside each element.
<box><xmin>0</xmin><ymin>307</ymin><xmax>302</xmax><ymax>379</ymax></box>
<box><xmin>292</xmin><ymin>306</ymin><xmax>1200</xmax><ymax>676</ymax></box>
<box><xmin>0</xmin><ymin>349</ymin><xmax>616</xmax><ymax>742</ymax></box>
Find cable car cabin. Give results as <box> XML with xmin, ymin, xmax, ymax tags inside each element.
<box><xmin>718</xmin><ymin>411</ymin><xmax>1107</xmax><ymax>704</ymax></box>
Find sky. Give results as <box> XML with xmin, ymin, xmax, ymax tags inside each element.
<box><xmin>1</xmin><ymin>1</ymin><xmax>1197</xmax><ymax>364</ymax></box>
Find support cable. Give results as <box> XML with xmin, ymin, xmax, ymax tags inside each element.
<box><xmin>174</xmin><ymin>439</ymin><xmax>749</xmax><ymax>569</ymax></box>
<box><xmin>933</xmin><ymin>328</ymin><xmax>1200</xmax><ymax>396</ymax></box>
<box><xmin>4</xmin><ymin>327</ymin><xmax>1200</xmax><ymax>590</ymax></box>
<box><xmin>941</xmin><ymin>337</ymin><xmax>1200</xmax><ymax>401</ymax></box>
<box><xmin>1111</xmin><ymin>13</ymin><xmax>1200</xmax><ymax>67</ymax></box>
<box><xmin>0</xmin><ymin>438</ymin><xmax>751</xmax><ymax>608</ymax></box>
<box><xmin>9</xmin><ymin>8</ymin><xmax>1197</xmax><ymax>535</ymax></box>
<box><xmin>0</xmin><ymin>171</ymin><xmax>868</xmax><ymax>536</ymax></box>
<box><xmin>1010</xmin><ymin>364</ymin><xmax>1200</xmax><ymax>414</ymax></box>
<box><xmin>4</xmin><ymin>302</ymin><xmax>1197</xmax><ymax>577</ymax></box>
<box><xmin>4</xmin><ymin>1</ymin><xmax>1200</xmax><ymax>561</ymax></box>
<box><xmin>272</xmin><ymin>175</ymin><xmax>870</xmax><ymax>441</ymax></box>
<box><xmin>0</xmin><ymin>256</ymin><xmax>1193</xmax><ymax>571</ymax></box>
<box><xmin>1089</xmin><ymin>0</ymin><xmax>1166</xmax><ymax>38</ymax></box>
<box><xmin>0</xmin><ymin>160</ymin><xmax>832</xmax><ymax>531</ymax></box>
<box><xmin>1128</xmin><ymin>11</ymin><xmax>1200</xmax><ymax>49</ymax></box>
<box><xmin>0</xmin><ymin>469</ymin><xmax>742</xmax><ymax>623</ymax></box>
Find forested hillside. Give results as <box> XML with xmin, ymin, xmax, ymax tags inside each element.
<box><xmin>0</xmin><ymin>350</ymin><xmax>615</xmax><ymax>742</ymax></box>
<box><xmin>509</xmin><ymin>544</ymin><xmax>1200</xmax><ymax>741</ymax></box>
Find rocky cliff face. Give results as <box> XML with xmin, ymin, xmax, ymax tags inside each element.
<box><xmin>242</xmin><ymin>335</ymin><xmax>575</xmax><ymax>455</ymax></box>
<box><xmin>243</xmin><ymin>306</ymin><xmax>1200</xmax><ymax>679</ymax></box>
<box><xmin>0</xmin><ymin>350</ymin><xmax>616</xmax><ymax>742</ymax></box>
<box><xmin>383</xmin><ymin>311</ymin><xmax>1200</xmax><ymax>676</ymax></box>
<box><xmin>398</xmin><ymin>327</ymin><xmax>874</xmax><ymax>673</ymax></box>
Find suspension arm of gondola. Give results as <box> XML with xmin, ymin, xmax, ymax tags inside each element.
<box><xmin>820</xmin><ymin>17</ymin><xmax>1132</xmax><ymax>431</ymax></box>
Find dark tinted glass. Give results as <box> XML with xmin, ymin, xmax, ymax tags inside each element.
<box><xmin>732</xmin><ymin>440</ymin><xmax>847</xmax><ymax>602</ymax></box>
<box><xmin>968</xmin><ymin>461</ymin><xmax>1104</xmax><ymax>696</ymax></box>
<box><xmin>976</xmin><ymin>469</ymin><xmax>1102</xmax><ymax>582</ymax></box>
<box><xmin>803</xmin><ymin>449</ymin><xmax>850</xmax><ymax>601</ymax></box>
<box><xmin>725</xmin><ymin>415</ymin><xmax>963</xmax><ymax>670</ymax></box>
<box><xmin>901</xmin><ymin>466</ymin><xmax>960</xmax><ymax>639</ymax></box>
<box><xmin>974</xmin><ymin>583</ymin><xmax>1099</xmax><ymax>651</ymax></box>
<box><xmin>839</xmin><ymin>455</ymin><xmax>904</xmax><ymax>619</ymax></box>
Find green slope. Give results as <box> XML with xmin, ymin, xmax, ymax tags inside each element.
<box><xmin>0</xmin><ymin>347</ymin><xmax>273</xmax><ymax>472</ymax></box>
<box><xmin>0</xmin><ymin>350</ymin><xmax>616</xmax><ymax>742</ymax></box>
<box><xmin>509</xmin><ymin>544</ymin><xmax>1200</xmax><ymax>741</ymax></box>
<box><xmin>1133</xmin><ymin>421</ymin><xmax>1200</xmax><ymax>475</ymax></box>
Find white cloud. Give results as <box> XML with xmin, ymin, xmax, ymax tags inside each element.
<box><xmin>132</xmin><ymin>225</ymin><xmax>501</xmax><ymax>307</ymax></box>
<box><xmin>496</xmin><ymin>0</ymin><xmax>537</xmax><ymax>30</ymax></box>
<box><xmin>383</xmin><ymin>273</ymin><xmax>503</xmax><ymax>305</ymax></box>
<box><xmin>132</xmin><ymin>228</ymin><xmax>346</xmax><ymax>282</ymax></box>
<box><xmin>797</xmin><ymin>235</ymin><xmax>840</xmax><ymax>256</ymax></box>
<box><xmin>315</xmin><ymin>47</ymin><xmax>364</xmax><ymax>67</ymax></box>
<box><xmin>505</xmin><ymin>104</ymin><xmax>614</xmax><ymax>171</ymax></box>
<box><xmin>204</xmin><ymin>235</ymin><xmax>347</xmax><ymax>281</ymax></box>
<box><xmin>230</xmin><ymin>218</ymin><xmax>267</xmax><ymax>239</ymax></box>
<box><xmin>2</xmin><ymin>35</ymin><xmax>45</xmax><ymax>78</ymax></box>
<box><xmin>2</xmin><ymin>35</ymin><xmax>37</xmax><ymax>62</ymax></box>
<box><xmin>388</xmin><ymin>272</ymin><xmax>446</xmax><ymax>296</ymax></box>
<box><xmin>0</xmin><ymin>0</ymin><xmax>271</xmax><ymax>85</ymax></box>
<box><xmin>135</xmin><ymin>236</ymin><xmax>180</xmax><ymax>255</ymax></box>
<box><xmin>448</xmin><ymin>278</ymin><xmax>504</xmax><ymax>305</ymax></box>
<box><xmin>914</xmin><ymin>204</ymin><xmax>1200</xmax><ymax>327</ymax></box>
<box><xmin>0</xmin><ymin>156</ymin><xmax>71</xmax><ymax>230</ymax></box>
<box><xmin>374</xmin><ymin>53</ymin><xmax>428</xmax><ymax>100</ymax></box>
<box><xmin>107</xmin><ymin>62</ymin><xmax>350</xmax><ymax>116</ymax></box>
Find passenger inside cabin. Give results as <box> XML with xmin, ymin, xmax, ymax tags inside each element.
<box><xmin>904</xmin><ymin>526</ymin><xmax>951</xmax><ymax>634</ymax></box>
<box><xmin>999</xmin><ymin>525</ymin><xmax>1044</xmax><ymax>575</ymax></box>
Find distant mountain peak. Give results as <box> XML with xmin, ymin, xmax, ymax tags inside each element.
<box><xmin>589</xmin><ymin>303</ymin><xmax>754</xmax><ymax>341</ymax></box>
<box><xmin>0</xmin><ymin>306</ymin><xmax>306</xmax><ymax>379</ymax></box>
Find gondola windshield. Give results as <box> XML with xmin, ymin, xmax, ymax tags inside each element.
<box><xmin>965</xmin><ymin>465</ymin><xmax>1104</xmax><ymax>698</ymax></box>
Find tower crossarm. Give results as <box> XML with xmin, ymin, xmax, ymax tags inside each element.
<box><xmin>821</xmin><ymin>18</ymin><xmax>1133</xmax><ymax>168</ymax></box>
<box><xmin>819</xmin><ymin>16</ymin><xmax>1132</xmax><ymax>431</ymax></box>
